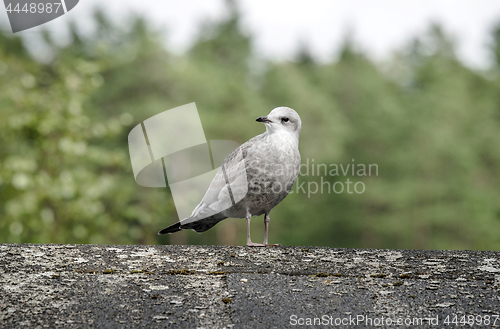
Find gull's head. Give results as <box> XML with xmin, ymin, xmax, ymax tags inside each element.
<box><xmin>256</xmin><ymin>107</ymin><xmax>301</xmax><ymax>137</ymax></box>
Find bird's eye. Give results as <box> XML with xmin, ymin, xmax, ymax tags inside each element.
<box><xmin>282</xmin><ymin>117</ymin><xmax>289</xmax><ymax>123</ymax></box>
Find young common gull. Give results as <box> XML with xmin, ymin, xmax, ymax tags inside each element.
<box><xmin>159</xmin><ymin>107</ymin><xmax>301</xmax><ymax>246</ymax></box>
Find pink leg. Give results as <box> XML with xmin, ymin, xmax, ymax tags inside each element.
<box><xmin>246</xmin><ymin>208</ymin><xmax>266</xmax><ymax>247</ymax></box>
<box><xmin>263</xmin><ymin>211</ymin><xmax>280</xmax><ymax>247</ymax></box>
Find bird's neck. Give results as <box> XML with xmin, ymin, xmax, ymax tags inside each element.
<box><xmin>265</xmin><ymin>130</ymin><xmax>300</xmax><ymax>149</ymax></box>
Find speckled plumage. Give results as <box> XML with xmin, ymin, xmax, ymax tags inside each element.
<box><xmin>159</xmin><ymin>107</ymin><xmax>301</xmax><ymax>246</ymax></box>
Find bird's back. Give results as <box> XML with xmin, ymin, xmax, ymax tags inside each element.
<box><xmin>180</xmin><ymin>131</ymin><xmax>299</xmax><ymax>225</ymax></box>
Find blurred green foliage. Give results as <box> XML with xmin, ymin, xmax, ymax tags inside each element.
<box><xmin>1</xmin><ymin>5</ymin><xmax>500</xmax><ymax>250</ymax></box>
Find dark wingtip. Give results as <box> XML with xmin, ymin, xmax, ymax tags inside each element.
<box><xmin>158</xmin><ymin>222</ymin><xmax>182</xmax><ymax>235</ymax></box>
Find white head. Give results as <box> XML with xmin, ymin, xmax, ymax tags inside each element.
<box><xmin>256</xmin><ymin>107</ymin><xmax>301</xmax><ymax>138</ymax></box>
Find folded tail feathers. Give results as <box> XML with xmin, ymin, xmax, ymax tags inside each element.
<box><xmin>158</xmin><ymin>222</ymin><xmax>182</xmax><ymax>235</ymax></box>
<box><xmin>158</xmin><ymin>214</ymin><xmax>228</xmax><ymax>235</ymax></box>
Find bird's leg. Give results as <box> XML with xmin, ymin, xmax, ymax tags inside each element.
<box><xmin>263</xmin><ymin>211</ymin><xmax>270</xmax><ymax>245</ymax></box>
<box><xmin>246</xmin><ymin>208</ymin><xmax>253</xmax><ymax>245</ymax></box>
<box><xmin>263</xmin><ymin>211</ymin><xmax>280</xmax><ymax>247</ymax></box>
<box><xmin>246</xmin><ymin>208</ymin><xmax>265</xmax><ymax>247</ymax></box>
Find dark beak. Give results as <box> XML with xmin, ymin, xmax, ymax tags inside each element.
<box><xmin>256</xmin><ymin>116</ymin><xmax>272</xmax><ymax>123</ymax></box>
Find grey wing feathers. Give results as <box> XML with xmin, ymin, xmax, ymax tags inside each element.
<box><xmin>179</xmin><ymin>137</ymin><xmax>256</xmax><ymax>226</ymax></box>
<box><xmin>158</xmin><ymin>134</ymin><xmax>265</xmax><ymax>234</ymax></box>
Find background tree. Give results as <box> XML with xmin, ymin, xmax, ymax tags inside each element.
<box><xmin>1</xmin><ymin>3</ymin><xmax>500</xmax><ymax>250</ymax></box>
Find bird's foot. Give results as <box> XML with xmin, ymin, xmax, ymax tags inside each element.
<box><xmin>246</xmin><ymin>242</ymin><xmax>281</xmax><ymax>247</ymax></box>
<box><xmin>246</xmin><ymin>242</ymin><xmax>266</xmax><ymax>247</ymax></box>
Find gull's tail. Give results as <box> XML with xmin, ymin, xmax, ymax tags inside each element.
<box><xmin>158</xmin><ymin>222</ymin><xmax>182</xmax><ymax>234</ymax></box>
<box><xmin>158</xmin><ymin>214</ymin><xmax>228</xmax><ymax>235</ymax></box>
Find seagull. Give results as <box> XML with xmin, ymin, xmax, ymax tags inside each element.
<box><xmin>158</xmin><ymin>107</ymin><xmax>301</xmax><ymax>246</ymax></box>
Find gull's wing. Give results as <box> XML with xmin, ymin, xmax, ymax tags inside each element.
<box><xmin>180</xmin><ymin>137</ymin><xmax>256</xmax><ymax>225</ymax></box>
<box><xmin>158</xmin><ymin>133</ymin><xmax>266</xmax><ymax>234</ymax></box>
